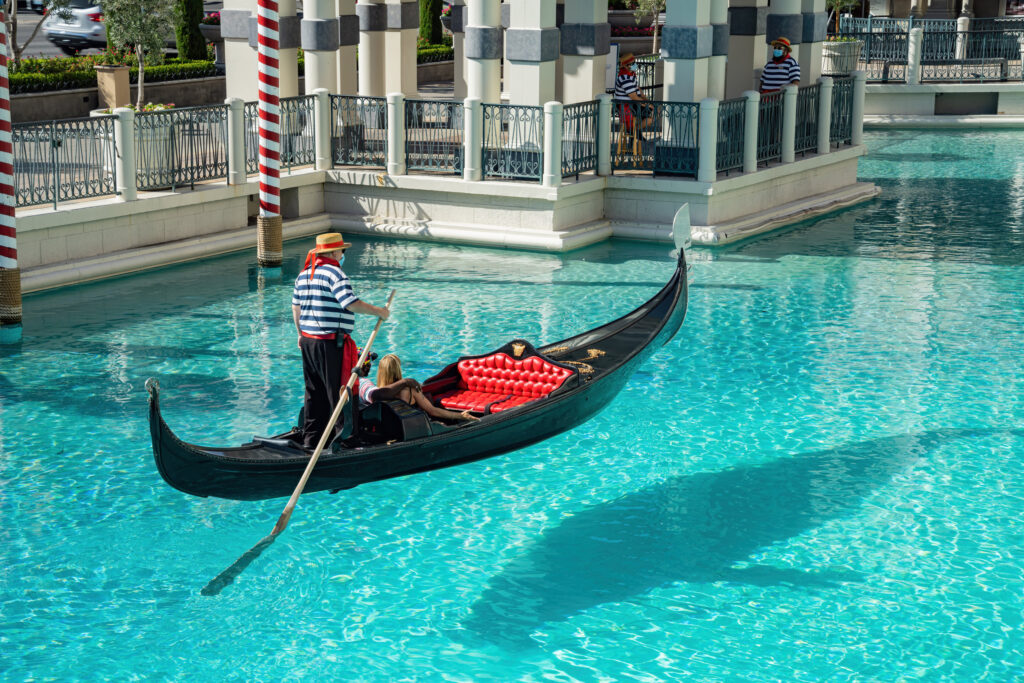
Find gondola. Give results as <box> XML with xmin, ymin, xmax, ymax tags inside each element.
<box><xmin>147</xmin><ymin>209</ymin><xmax>691</xmax><ymax>501</ymax></box>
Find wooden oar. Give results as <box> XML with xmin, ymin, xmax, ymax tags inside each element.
<box><xmin>201</xmin><ymin>289</ymin><xmax>396</xmax><ymax>596</ymax></box>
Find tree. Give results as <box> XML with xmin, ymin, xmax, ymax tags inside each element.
<box><xmin>827</xmin><ymin>0</ymin><xmax>861</xmax><ymax>34</ymax></box>
<box><xmin>3</xmin><ymin>0</ymin><xmax>73</xmax><ymax>67</ymax></box>
<box><xmin>103</xmin><ymin>0</ymin><xmax>175</xmax><ymax>108</ymax></box>
<box><xmin>420</xmin><ymin>0</ymin><xmax>443</xmax><ymax>45</ymax></box>
<box><xmin>174</xmin><ymin>0</ymin><xmax>206</xmax><ymax>61</ymax></box>
<box><xmin>633</xmin><ymin>0</ymin><xmax>665</xmax><ymax>54</ymax></box>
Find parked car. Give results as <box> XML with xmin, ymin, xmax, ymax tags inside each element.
<box><xmin>17</xmin><ymin>0</ymin><xmax>48</xmax><ymax>13</ymax></box>
<box><xmin>42</xmin><ymin>0</ymin><xmax>107</xmax><ymax>56</ymax></box>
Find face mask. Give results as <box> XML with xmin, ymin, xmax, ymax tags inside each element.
<box><xmin>338</xmin><ymin>254</ymin><xmax>346</xmax><ymax>267</ymax></box>
<box><xmin>773</xmin><ymin>49</ymin><xmax>784</xmax><ymax>58</ymax></box>
<box><xmin>630</xmin><ymin>64</ymin><xmax>637</xmax><ymax>72</ymax></box>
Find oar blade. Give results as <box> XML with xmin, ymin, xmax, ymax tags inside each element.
<box><xmin>201</xmin><ymin>532</ymin><xmax>278</xmax><ymax>596</ymax></box>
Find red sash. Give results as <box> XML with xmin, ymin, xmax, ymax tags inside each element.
<box><xmin>341</xmin><ymin>334</ymin><xmax>359</xmax><ymax>399</ymax></box>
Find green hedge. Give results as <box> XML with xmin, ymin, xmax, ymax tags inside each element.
<box><xmin>11</xmin><ymin>59</ymin><xmax>218</xmax><ymax>94</ymax></box>
<box><xmin>417</xmin><ymin>46</ymin><xmax>454</xmax><ymax>64</ymax></box>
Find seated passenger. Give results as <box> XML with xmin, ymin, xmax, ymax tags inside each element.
<box><xmin>360</xmin><ymin>354</ymin><xmax>479</xmax><ymax>422</ymax></box>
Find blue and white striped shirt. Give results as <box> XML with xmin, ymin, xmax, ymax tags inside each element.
<box><xmin>614</xmin><ymin>71</ymin><xmax>639</xmax><ymax>100</ymax></box>
<box><xmin>760</xmin><ymin>56</ymin><xmax>801</xmax><ymax>92</ymax></box>
<box><xmin>291</xmin><ymin>261</ymin><xmax>359</xmax><ymax>337</ymax></box>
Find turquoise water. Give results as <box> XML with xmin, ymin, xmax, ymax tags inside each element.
<box><xmin>3</xmin><ymin>129</ymin><xmax>1023</xmax><ymax>680</ymax></box>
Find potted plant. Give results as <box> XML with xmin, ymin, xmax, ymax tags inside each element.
<box><xmin>198</xmin><ymin>12</ymin><xmax>225</xmax><ymax>70</ymax></box>
<box><xmin>440</xmin><ymin>5</ymin><xmax>452</xmax><ymax>33</ymax></box>
<box><xmin>821</xmin><ymin>35</ymin><xmax>864</xmax><ymax>76</ymax></box>
<box><xmin>103</xmin><ymin>0</ymin><xmax>176</xmax><ymax>110</ymax></box>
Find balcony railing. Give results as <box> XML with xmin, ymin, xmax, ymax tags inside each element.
<box><xmin>482</xmin><ymin>103</ymin><xmax>544</xmax><ymax>182</ymax></box>
<box><xmin>795</xmin><ymin>84</ymin><xmax>820</xmax><ymax>157</ymax></box>
<box><xmin>405</xmin><ymin>99</ymin><xmax>464</xmax><ymax>174</ymax></box>
<box><xmin>561</xmin><ymin>100</ymin><xmax>599</xmax><ymax>177</ymax></box>
<box><xmin>331</xmin><ymin>95</ymin><xmax>387</xmax><ymax>168</ymax></box>
<box><xmin>136</xmin><ymin>104</ymin><xmax>228</xmax><ymax>191</ymax></box>
<box><xmin>830</xmin><ymin>77</ymin><xmax>854</xmax><ymax>147</ymax></box>
<box><xmin>757</xmin><ymin>91</ymin><xmax>784</xmax><ymax>166</ymax></box>
<box><xmin>716</xmin><ymin>97</ymin><xmax>745</xmax><ymax>175</ymax></box>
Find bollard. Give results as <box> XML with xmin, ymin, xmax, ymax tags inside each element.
<box><xmin>597</xmin><ymin>94</ymin><xmax>612</xmax><ymax>177</ymax></box>
<box><xmin>542</xmin><ymin>101</ymin><xmax>563</xmax><ymax>188</ymax></box>
<box><xmin>781</xmin><ymin>85</ymin><xmax>798</xmax><ymax>164</ymax></box>
<box><xmin>743</xmin><ymin>90</ymin><xmax>759</xmax><ymax>174</ymax></box>
<box><xmin>113</xmin><ymin>107</ymin><xmax>137</xmax><ymax>202</ymax></box>
<box><xmin>697</xmin><ymin>98</ymin><xmax>719</xmax><ymax>183</ymax></box>
<box><xmin>313</xmin><ymin>88</ymin><xmax>333</xmax><ymax>171</ymax></box>
<box><xmin>225</xmin><ymin>97</ymin><xmax>246</xmax><ymax>185</ymax></box>
<box><xmin>817</xmin><ymin>77</ymin><xmax>834</xmax><ymax>155</ymax></box>
<box><xmin>851</xmin><ymin>70</ymin><xmax>867</xmax><ymax>146</ymax></box>
<box><xmin>907</xmin><ymin>27</ymin><xmax>923</xmax><ymax>86</ymax></box>
<box><xmin>463</xmin><ymin>97</ymin><xmax>483</xmax><ymax>182</ymax></box>
<box><xmin>386</xmin><ymin>92</ymin><xmax>406</xmax><ymax>176</ymax></box>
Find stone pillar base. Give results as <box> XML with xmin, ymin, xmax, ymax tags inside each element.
<box><xmin>257</xmin><ymin>215</ymin><xmax>284</xmax><ymax>267</ymax></box>
<box><xmin>0</xmin><ymin>268</ymin><xmax>23</xmax><ymax>338</ymax></box>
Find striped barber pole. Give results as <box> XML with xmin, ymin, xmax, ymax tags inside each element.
<box><xmin>256</xmin><ymin>0</ymin><xmax>281</xmax><ymax>218</ymax></box>
<box><xmin>0</xmin><ymin>13</ymin><xmax>16</xmax><ymax>270</ymax></box>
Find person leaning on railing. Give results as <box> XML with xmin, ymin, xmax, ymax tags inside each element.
<box><xmin>614</xmin><ymin>52</ymin><xmax>654</xmax><ymax>141</ymax></box>
<box><xmin>760</xmin><ymin>37</ymin><xmax>801</xmax><ymax>93</ymax></box>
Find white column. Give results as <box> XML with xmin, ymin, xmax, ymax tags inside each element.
<box><xmin>554</xmin><ymin>0</ymin><xmax>566</xmax><ymax>103</ymax></box>
<box><xmin>708</xmin><ymin>0</ymin><xmax>728</xmax><ymax>99</ymax></box>
<box><xmin>767</xmin><ymin>0</ymin><xmax>803</xmax><ymax>71</ymax></box>
<box><xmin>662</xmin><ymin>0</ymin><xmax>712</xmax><ymax>103</ymax></box>
<box><xmin>225</xmin><ymin>97</ymin><xmax>246</xmax><ymax>184</ymax></box>
<box><xmin>506</xmin><ymin>0</ymin><xmax>558</xmax><ymax>106</ymax></box>
<box><xmin>801</xmin><ymin>0</ymin><xmax>827</xmax><ymax>84</ymax></box>
<box><xmin>463</xmin><ymin>97</ymin><xmax>483</xmax><ymax>180</ymax></box>
<box><xmin>542</xmin><ymin>101</ymin><xmax>563</xmax><ymax>187</ymax></box>
<box><xmin>358</xmin><ymin>0</ymin><xmax>387</xmax><ymax>96</ymax></box>
<box><xmin>386</xmin><ymin>92</ymin><xmax>406</xmax><ymax>175</ymax></box>
<box><xmin>113</xmin><ymin>107</ymin><xmax>137</xmax><ymax>202</ymax></box>
<box><xmin>851</xmin><ymin>70</ymin><xmax>866</xmax><ymax>146</ymax></box>
<box><xmin>313</xmin><ymin>88</ymin><xmax>332</xmax><ymax>170</ymax></box>
<box><xmin>385</xmin><ymin>0</ymin><xmax>418</xmax><ymax>96</ymax></box>
<box><xmin>596</xmin><ymin>93</ymin><xmax>611</xmax><ymax>176</ymax></box>
<box><xmin>466</xmin><ymin>0</ymin><xmax>502</xmax><ymax>103</ymax></box>
<box><xmin>697</xmin><ymin>98</ymin><xmax>718</xmax><ymax>183</ymax></box>
<box><xmin>816</xmin><ymin>77</ymin><xmax>833</xmax><ymax>154</ymax></box>
<box><xmin>782</xmin><ymin>84</ymin><xmax>798</xmax><ymax>163</ymax></box>
<box><xmin>337</xmin><ymin>0</ymin><xmax>358</xmax><ymax>95</ymax></box>
<box><xmin>277</xmin><ymin>0</ymin><xmax>299</xmax><ymax>98</ymax></box>
<box><xmin>727</xmin><ymin>0</ymin><xmax>769</xmax><ymax>98</ymax></box>
<box><xmin>302</xmin><ymin>0</ymin><xmax>338</xmax><ymax>93</ymax></box>
<box><xmin>955</xmin><ymin>15</ymin><xmax>970</xmax><ymax>61</ymax></box>
<box><xmin>452</xmin><ymin>0</ymin><xmax>468</xmax><ymax>99</ymax></box>
<box><xmin>221</xmin><ymin>0</ymin><xmax>260</xmax><ymax>101</ymax></box>
<box><xmin>561</xmin><ymin>0</ymin><xmax>610</xmax><ymax>104</ymax></box>
<box><xmin>743</xmin><ymin>90</ymin><xmax>759</xmax><ymax>173</ymax></box>
<box><xmin>907</xmin><ymin>27</ymin><xmax>923</xmax><ymax>85</ymax></box>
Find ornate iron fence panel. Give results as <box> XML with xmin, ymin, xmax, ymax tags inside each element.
<box><xmin>921</xmin><ymin>30</ymin><xmax>958</xmax><ymax>61</ymax></box>
<box><xmin>404</xmin><ymin>99</ymin><xmax>464</xmax><ymax>174</ymax></box>
<box><xmin>715</xmin><ymin>97</ymin><xmax>745</xmax><ymax>175</ymax></box>
<box><xmin>634</xmin><ymin>54</ymin><xmax>663</xmax><ymax>100</ymax></box>
<box><xmin>612</xmin><ymin>100</ymin><xmax>699</xmax><ymax>177</ymax></box>
<box><xmin>243</xmin><ymin>101</ymin><xmax>258</xmax><ymax>175</ymax></box>
<box><xmin>331</xmin><ymin>95</ymin><xmax>387</xmax><ymax>168</ymax></box>
<box><xmin>136</xmin><ymin>105</ymin><xmax>228</xmax><ymax>191</ymax></box>
<box><xmin>756</xmin><ymin>91</ymin><xmax>784</xmax><ymax>165</ymax></box>
<box><xmin>482</xmin><ymin>103</ymin><xmax>544</xmax><ymax>181</ymax></box>
<box><xmin>561</xmin><ymin>100</ymin><xmax>599</xmax><ymax>177</ymax></box>
<box><xmin>280</xmin><ymin>95</ymin><xmax>316</xmax><ymax>170</ymax></box>
<box><xmin>12</xmin><ymin>116</ymin><xmax>117</xmax><ymax>208</ymax></box>
<box><xmin>794</xmin><ymin>84</ymin><xmax>820</xmax><ymax>156</ymax></box>
<box><xmin>830</xmin><ymin>76</ymin><xmax>854</xmax><ymax>146</ymax></box>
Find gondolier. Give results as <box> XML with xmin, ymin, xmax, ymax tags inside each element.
<box><xmin>760</xmin><ymin>37</ymin><xmax>801</xmax><ymax>93</ymax></box>
<box><xmin>292</xmin><ymin>233</ymin><xmax>390</xmax><ymax>451</ymax></box>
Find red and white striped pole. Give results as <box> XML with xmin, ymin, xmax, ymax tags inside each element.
<box><xmin>256</xmin><ymin>0</ymin><xmax>283</xmax><ymax>267</ymax></box>
<box><xmin>0</xmin><ymin>11</ymin><xmax>22</xmax><ymax>342</ymax></box>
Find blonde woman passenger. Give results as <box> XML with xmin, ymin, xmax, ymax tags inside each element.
<box><xmin>359</xmin><ymin>354</ymin><xmax>479</xmax><ymax>422</ymax></box>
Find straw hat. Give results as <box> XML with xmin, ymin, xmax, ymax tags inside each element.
<box><xmin>771</xmin><ymin>37</ymin><xmax>792</xmax><ymax>50</ymax></box>
<box><xmin>312</xmin><ymin>232</ymin><xmax>352</xmax><ymax>253</ymax></box>
<box><xmin>619</xmin><ymin>52</ymin><xmax>636</xmax><ymax>67</ymax></box>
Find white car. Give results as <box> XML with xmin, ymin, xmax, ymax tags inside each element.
<box><xmin>42</xmin><ymin>0</ymin><xmax>107</xmax><ymax>56</ymax></box>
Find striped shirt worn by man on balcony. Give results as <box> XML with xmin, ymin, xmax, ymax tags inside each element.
<box><xmin>760</xmin><ymin>36</ymin><xmax>801</xmax><ymax>93</ymax></box>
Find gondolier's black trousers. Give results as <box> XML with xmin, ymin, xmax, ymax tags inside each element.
<box><xmin>299</xmin><ymin>336</ymin><xmax>345</xmax><ymax>451</ymax></box>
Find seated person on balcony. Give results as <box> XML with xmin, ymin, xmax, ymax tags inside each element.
<box><xmin>760</xmin><ymin>37</ymin><xmax>801</xmax><ymax>94</ymax></box>
<box><xmin>614</xmin><ymin>52</ymin><xmax>652</xmax><ymax>134</ymax></box>
<box><xmin>359</xmin><ymin>354</ymin><xmax>479</xmax><ymax>422</ymax></box>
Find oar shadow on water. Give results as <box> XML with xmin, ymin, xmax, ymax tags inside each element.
<box><xmin>462</xmin><ymin>428</ymin><xmax>1005</xmax><ymax>647</ymax></box>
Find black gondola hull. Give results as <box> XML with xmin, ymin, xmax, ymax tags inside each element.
<box><xmin>148</xmin><ymin>250</ymin><xmax>688</xmax><ymax>501</ymax></box>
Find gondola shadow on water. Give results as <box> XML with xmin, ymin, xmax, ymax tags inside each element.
<box><xmin>461</xmin><ymin>428</ymin><xmax>1015</xmax><ymax>648</ymax></box>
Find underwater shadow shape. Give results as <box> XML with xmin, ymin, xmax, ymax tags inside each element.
<box><xmin>463</xmin><ymin>428</ymin><xmax>1008</xmax><ymax>645</ymax></box>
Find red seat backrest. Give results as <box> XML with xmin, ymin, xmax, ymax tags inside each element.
<box><xmin>456</xmin><ymin>353</ymin><xmax>574</xmax><ymax>399</ymax></box>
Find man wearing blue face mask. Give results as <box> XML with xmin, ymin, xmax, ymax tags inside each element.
<box><xmin>760</xmin><ymin>37</ymin><xmax>801</xmax><ymax>94</ymax></box>
<box><xmin>292</xmin><ymin>232</ymin><xmax>390</xmax><ymax>451</ymax></box>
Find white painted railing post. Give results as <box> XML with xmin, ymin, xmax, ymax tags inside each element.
<box><xmin>781</xmin><ymin>85</ymin><xmax>798</xmax><ymax>164</ymax></box>
<box><xmin>851</xmin><ymin>70</ymin><xmax>867</xmax><ymax>146</ymax></box>
<box><xmin>697</xmin><ymin>98</ymin><xmax>719</xmax><ymax>183</ymax></box>
<box><xmin>386</xmin><ymin>92</ymin><xmax>406</xmax><ymax>176</ymax></box>
<box><xmin>113</xmin><ymin>107</ymin><xmax>137</xmax><ymax>202</ymax></box>
<box><xmin>817</xmin><ymin>77</ymin><xmax>833</xmax><ymax>154</ymax></box>
<box><xmin>955</xmin><ymin>15</ymin><xmax>970</xmax><ymax>61</ymax></box>
<box><xmin>463</xmin><ymin>97</ymin><xmax>482</xmax><ymax>181</ymax></box>
<box><xmin>743</xmin><ymin>90</ymin><xmax>759</xmax><ymax>174</ymax></box>
<box><xmin>225</xmin><ymin>97</ymin><xmax>246</xmax><ymax>185</ymax></box>
<box><xmin>907</xmin><ymin>27</ymin><xmax>923</xmax><ymax>85</ymax></box>
<box><xmin>313</xmin><ymin>88</ymin><xmax>332</xmax><ymax>171</ymax></box>
<box><xmin>542</xmin><ymin>101</ymin><xmax>563</xmax><ymax>188</ymax></box>
<box><xmin>596</xmin><ymin>93</ymin><xmax>612</xmax><ymax>176</ymax></box>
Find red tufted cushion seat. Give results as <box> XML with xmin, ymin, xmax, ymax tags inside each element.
<box><xmin>435</xmin><ymin>353</ymin><xmax>575</xmax><ymax>414</ymax></box>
